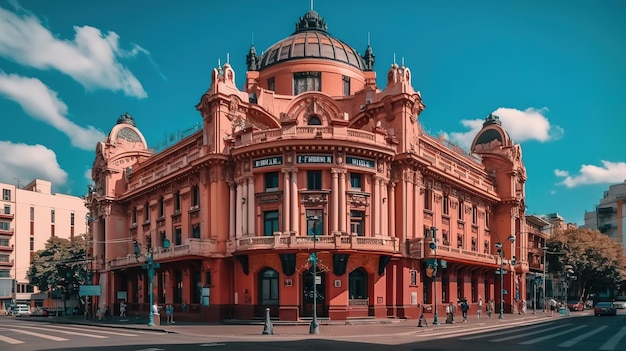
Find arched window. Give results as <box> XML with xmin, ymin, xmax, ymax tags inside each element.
<box><xmin>349</xmin><ymin>268</ymin><xmax>368</xmax><ymax>300</ymax></box>
<box><xmin>308</xmin><ymin>115</ymin><xmax>322</xmax><ymax>125</ymax></box>
<box><xmin>258</xmin><ymin>268</ymin><xmax>279</xmax><ymax>306</ymax></box>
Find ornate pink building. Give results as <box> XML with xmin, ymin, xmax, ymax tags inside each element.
<box><xmin>87</xmin><ymin>9</ymin><xmax>528</xmax><ymax>322</ymax></box>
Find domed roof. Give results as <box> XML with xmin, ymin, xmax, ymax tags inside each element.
<box><xmin>256</xmin><ymin>10</ymin><xmax>368</xmax><ymax>71</ymax></box>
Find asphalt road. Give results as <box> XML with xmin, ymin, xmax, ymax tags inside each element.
<box><xmin>1</xmin><ymin>310</ymin><xmax>625</xmax><ymax>350</ymax></box>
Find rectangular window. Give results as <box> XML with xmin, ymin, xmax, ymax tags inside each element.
<box><xmin>192</xmin><ymin>186</ymin><xmax>200</xmax><ymax>207</ymax></box>
<box><xmin>349</xmin><ymin>173</ymin><xmax>362</xmax><ymax>190</ymax></box>
<box><xmin>0</xmin><ymin>270</ymin><xmax>9</xmax><ymax>278</ymax></box>
<box><xmin>30</xmin><ymin>206</ymin><xmax>34</xmax><ymax>221</ymax></box>
<box><xmin>267</xmin><ymin>77</ymin><xmax>275</xmax><ymax>91</ymax></box>
<box><xmin>51</xmin><ymin>209</ymin><xmax>55</xmax><ymax>223</ymax></box>
<box><xmin>472</xmin><ymin>205</ymin><xmax>477</xmax><ymax>225</ymax></box>
<box><xmin>263</xmin><ymin>210</ymin><xmax>279</xmax><ymax>236</ymax></box>
<box><xmin>471</xmin><ymin>238</ymin><xmax>477</xmax><ymax>251</ymax></box>
<box><xmin>174</xmin><ymin>192</ymin><xmax>181</xmax><ymax>212</ymax></box>
<box><xmin>307</xmin><ymin>170</ymin><xmax>322</xmax><ymax>190</ymax></box>
<box><xmin>3</xmin><ymin>205</ymin><xmax>10</xmax><ymax>215</ymax></box>
<box><xmin>293</xmin><ymin>71</ymin><xmax>321</xmax><ymax>95</ymax></box>
<box><xmin>70</xmin><ymin>212</ymin><xmax>75</xmax><ymax>226</ymax></box>
<box><xmin>342</xmin><ymin>75</ymin><xmax>350</xmax><ymax>96</ymax></box>
<box><xmin>350</xmin><ymin>210</ymin><xmax>364</xmax><ymax>236</ymax></box>
<box><xmin>458</xmin><ymin>201</ymin><xmax>463</xmax><ymax>221</ymax></box>
<box><xmin>30</xmin><ymin>236</ymin><xmax>34</xmax><ymax>251</ymax></box>
<box><xmin>144</xmin><ymin>202</ymin><xmax>150</xmax><ymax>223</ymax></box>
<box><xmin>484</xmin><ymin>240</ymin><xmax>489</xmax><ymax>254</ymax></box>
<box><xmin>2</xmin><ymin>189</ymin><xmax>10</xmax><ymax>201</ymax></box>
<box><xmin>132</xmin><ymin>208</ymin><xmax>137</xmax><ymax>225</ymax></box>
<box><xmin>159</xmin><ymin>197</ymin><xmax>165</xmax><ymax>218</ymax></box>
<box><xmin>0</xmin><ymin>221</ymin><xmax>9</xmax><ymax>231</ymax></box>
<box><xmin>485</xmin><ymin>211</ymin><xmax>490</xmax><ymax>228</ymax></box>
<box><xmin>192</xmin><ymin>224</ymin><xmax>200</xmax><ymax>239</ymax></box>
<box><xmin>306</xmin><ymin>209</ymin><xmax>323</xmax><ymax>236</ymax></box>
<box><xmin>0</xmin><ymin>238</ymin><xmax>8</xmax><ymax>246</ymax></box>
<box><xmin>424</xmin><ymin>188</ymin><xmax>432</xmax><ymax>211</ymax></box>
<box><xmin>0</xmin><ymin>254</ymin><xmax>9</xmax><ymax>262</ymax></box>
<box><xmin>265</xmin><ymin>172</ymin><xmax>279</xmax><ymax>192</ymax></box>
<box><xmin>175</xmin><ymin>227</ymin><xmax>182</xmax><ymax>245</ymax></box>
<box><xmin>442</xmin><ymin>195</ymin><xmax>449</xmax><ymax>215</ymax></box>
<box><xmin>457</xmin><ymin>235</ymin><xmax>463</xmax><ymax>249</ymax></box>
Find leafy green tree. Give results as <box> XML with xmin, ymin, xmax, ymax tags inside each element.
<box><xmin>546</xmin><ymin>228</ymin><xmax>626</xmax><ymax>300</ymax></box>
<box><xmin>27</xmin><ymin>235</ymin><xmax>90</xmax><ymax>315</ymax></box>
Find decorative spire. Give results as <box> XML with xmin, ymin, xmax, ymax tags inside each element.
<box><xmin>362</xmin><ymin>44</ymin><xmax>375</xmax><ymax>71</ymax></box>
<box><xmin>294</xmin><ymin>9</ymin><xmax>328</xmax><ymax>33</ymax></box>
<box><xmin>246</xmin><ymin>44</ymin><xmax>259</xmax><ymax>71</ymax></box>
<box><xmin>483</xmin><ymin>114</ymin><xmax>502</xmax><ymax>127</ymax></box>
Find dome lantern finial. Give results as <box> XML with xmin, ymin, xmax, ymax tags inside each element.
<box><xmin>294</xmin><ymin>9</ymin><xmax>328</xmax><ymax>33</ymax></box>
<box><xmin>117</xmin><ymin>112</ymin><xmax>136</xmax><ymax>126</ymax></box>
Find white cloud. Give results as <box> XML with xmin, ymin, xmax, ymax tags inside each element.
<box><xmin>0</xmin><ymin>141</ymin><xmax>67</xmax><ymax>186</ymax></box>
<box><xmin>0</xmin><ymin>72</ymin><xmax>105</xmax><ymax>150</ymax></box>
<box><xmin>555</xmin><ymin>161</ymin><xmax>626</xmax><ymax>188</ymax></box>
<box><xmin>446</xmin><ymin>107</ymin><xmax>564</xmax><ymax>150</ymax></box>
<box><xmin>84</xmin><ymin>168</ymin><xmax>94</xmax><ymax>185</ymax></box>
<box><xmin>0</xmin><ymin>5</ymin><xmax>147</xmax><ymax>98</ymax></box>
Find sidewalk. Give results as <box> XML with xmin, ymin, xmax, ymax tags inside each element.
<box><xmin>23</xmin><ymin>309</ymin><xmax>579</xmax><ymax>337</ymax></box>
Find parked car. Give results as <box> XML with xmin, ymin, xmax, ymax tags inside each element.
<box><xmin>567</xmin><ymin>299</ymin><xmax>584</xmax><ymax>311</ymax></box>
<box><xmin>594</xmin><ymin>302</ymin><xmax>617</xmax><ymax>316</ymax></box>
<box><xmin>612</xmin><ymin>296</ymin><xmax>626</xmax><ymax>309</ymax></box>
<box><xmin>12</xmin><ymin>304</ymin><xmax>31</xmax><ymax>317</ymax></box>
<box><xmin>31</xmin><ymin>307</ymin><xmax>49</xmax><ymax>317</ymax></box>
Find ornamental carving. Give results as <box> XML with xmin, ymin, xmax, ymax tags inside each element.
<box><xmin>302</xmin><ymin>193</ymin><xmax>328</xmax><ymax>204</ymax></box>
<box><xmin>434</xmin><ymin>194</ymin><xmax>443</xmax><ymax>203</ymax></box>
<box><xmin>349</xmin><ymin>194</ymin><xmax>370</xmax><ymax>207</ymax></box>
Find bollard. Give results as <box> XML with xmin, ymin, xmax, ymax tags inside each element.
<box><xmin>262</xmin><ymin>307</ymin><xmax>273</xmax><ymax>335</ymax></box>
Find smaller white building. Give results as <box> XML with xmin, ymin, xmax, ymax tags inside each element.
<box><xmin>583</xmin><ymin>180</ymin><xmax>626</xmax><ymax>255</ymax></box>
<box><xmin>0</xmin><ymin>179</ymin><xmax>89</xmax><ymax>309</ymax></box>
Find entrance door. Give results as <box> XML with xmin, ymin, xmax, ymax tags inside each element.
<box><xmin>302</xmin><ymin>267</ymin><xmax>326</xmax><ymax>317</ymax></box>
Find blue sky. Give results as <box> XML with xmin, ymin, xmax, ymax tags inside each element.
<box><xmin>0</xmin><ymin>0</ymin><xmax>625</xmax><ymax>225</ymax></box>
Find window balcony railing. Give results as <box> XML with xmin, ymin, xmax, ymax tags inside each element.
<box><xmin>235</xmin><ymin>233</ymin><xmax>398</xmax><ymax>254</ymax></box>
<box><xmin>0</xmin><ymin>259</ymin><xmax>14</xmax><ymax>267</ymax></box>
<box><xmin>412</xmin><ymin>238</ymin><xmax>497</xmax><ymax>265</ymax></box>
<box><xmin>108</xmin><ymin>238</ymin><xmax>217</xmax><ymax>268</ymax></box>
<box><xmin>0</xmin><ymin>227</ymin><xmax>14</xmax><ymax>235</ymax></box>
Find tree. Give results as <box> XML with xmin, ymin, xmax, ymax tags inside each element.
<box><xmin>27</xmin><ymin>235</ymin><xmax>90</xmax><ymax>315</ymax></box>
<box><xmin>546</xmin><ymin>228</ymin><xmax>626</xmax><ymax>300</ymax></box>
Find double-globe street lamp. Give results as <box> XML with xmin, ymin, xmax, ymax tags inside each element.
<box><xmin>134</xmin><ymin>238</ymin><xmax>169</xmax><ymax>326</ymax></box>
<box><xmin>429</xmin><ymin>226</ymin><xmax>439</xmax><ymax>325</ymax></box>
<box><xmin>307</xmin><ymin>215</ymin><xmax>320</xmax><ymax>334</ymax></box>
<box><xmin>495</xmin><ymin>235</ymin><xmax>516</xmax><ymax>319</ymax></box>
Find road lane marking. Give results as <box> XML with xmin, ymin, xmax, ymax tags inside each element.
<box><xmin>40</xmin><ymin>324</ymin><xmax>139</xmax><ymax>337</ymax></box>
<box><xmin>0</xmin><ymin>334</ymin><xmax>24</xmax><ymax>344</ymax></box>
<box><xmin>491</xmin><ymin>323</ymin><xmax>573</xmax><ymax>342</ymax></box>
<box><xmin>0</xmin><ymin>328</ymin><xmax>68</xmax><ymax>341</ymax></box>
<box><xmin>599</xmin><ymin>326</ymin><xmax>626</xmax><ymax>351</ymax></box>
<box><xmin>558</xmin><ymin>325</ymin><xmax>607</xmax><ymax>347</ymax></box>
<box><xmin>519</xmin><ymin>325</ymin><xmax>586</xmax><ymax>345</ymax></box>
<box><xmin>17</xmin><ymin>325</ymin><xmax>108</xmax><ymax>338</ymax></box>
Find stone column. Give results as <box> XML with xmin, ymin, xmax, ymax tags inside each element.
<box><xmin>381</xmin><ymin>181</ymin><xmax>388</xmax><ymax>236</ymax></box>
<box><xmin>229</xmin><ymin>182</ymin><xmax>235</xmax><ymax>240</ymax></box>
<box><xmin>235</xmin><ymin>180</ymin><xmax>243</xmax><ymax>238</ymax></box>
<box><xmin>338</xmin><ymin>170</ymin><xmax>346</xmax><ymax>233</ymax></box>
<box><xmin>282</xmin><ymin>168</ymin><xmax>291</xmax><ymax>234</ymax></box>
<box><xmin>290</xmin><ymin>169</ymin><xmax>299</xmax><ymax>233</ymax></box>
<box><xmin>331</xmin><ymin>169</ymin><xmax>339</xmax><ymax>233</ymax></box>
<box><xmin>374</xmin><ymin>175</ymin><xmax>381</xmax><ymax>236</ymax></box>
<box><xmin>247</xmin><ymin>176</ymin><xmax>255</xmax><ymax>236</ymax></box>
<box><xmin>242</xmin><ymin>179</ymin><xmax>248</xmax><ymax>236</ymax></box>
<box><xmin>389</xmin><ymin>182</ymin><xmax>396</xmax><ymax>238</ymax></box>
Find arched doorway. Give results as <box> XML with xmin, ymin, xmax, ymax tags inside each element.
<box><xmin>302</xmin><ymin>267</ymin><xmax>326</xmax><ymax>317</ymax></box>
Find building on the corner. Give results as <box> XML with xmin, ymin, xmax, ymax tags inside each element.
<box><xmin>0</xmin><ymin>179</ymin><xmax>90</xmax><ymax>310</ymax></box>
<box><xmin>86</xmin><ymin>9</ymin><xmax>529</xmax><ymax>322</ymax></box>
<box><xmin>583</xmin><ymin>180</ymin><xmax>626</xmax><ymax>255</ymax></box>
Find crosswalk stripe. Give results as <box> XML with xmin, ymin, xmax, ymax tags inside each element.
<box><xmin>17</xmin><ymin>325</ymin><xmax>108</xmax><ymax>338</ymax></box>
<box><xmin>0</xmin><ymin>334</ymin><xmax>24</xmax><ymax>345</ymax></box>
<box><xmin>491</xmin><ymin>323</ymin><xmax>572</xmax><ymax>342</ymax></box>
<box><xmin>461</xmin><ymin>322</ymin><xmax>552</xmax><ymax>340</ymax></box>
<box><xmin>39</xmin><ymin>324</ymin><xmax>138</xmax><ymax>337</ymax></box>
<box><xmin>558</xmin><ymin>325</ymin><xmax>607</xmax><ymax>347</ymax></box>
<box><xmin>0</xmin><ymin>328</ymin><xmax>68</xmax><ymax>341</ymax></box>
<box><xmin>519</xmin><ymin>325</ymin><xmax>586</xmax><ymax>345</ymax></box>
<box><xmin>599</xmin><ymin>326</ymin><xmax>626</xmax><ymax>351</ymax></box>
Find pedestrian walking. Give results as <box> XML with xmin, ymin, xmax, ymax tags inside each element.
<box><xmin>460</xmin><ymin>298</ymin><xmax>469</xmax><ymax>322</ymax></box>
<box><xmin>165</xmin><ymin>303</ymin><xmax>174</xmax><ymax>324</ymax></box>
<box><xmin>549</xmin><ymin>298</ymin><xmax>557</xmax><ymax>316</ymax></box>
<box><xmin>445</xmin><ymin>301</ymin><xmax>455</xmax><ymax>324</ymax></box>
<box><xmin>119</xmin><ymin>300</ymin><xmax>127</xmax><ymax>317</ymax></box>
<box><xmin>487</xmin><ymin>299</ymin><xmax>494</xmax><ymax>319</ymax></box>
<box><xmin>477</xmin><ymin>297</ymin><xmax>483</xmax><ymax>319</ymax></box>
<box><xmin>521</xmin><ymin>299</ymin><xmax>527</xmax><ymax>314</ymax></box>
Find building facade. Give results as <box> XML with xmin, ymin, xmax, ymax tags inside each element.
<box><xmin>583</xmin><ymin>180</ymin><xmax>626</xmax><ymax>255</ymax></box>
<box><xmin>0</xmin><ymin>179</ymin><xmax>90</xmax><ymax>310</ymax></box>
<box><xmin>87</xmin><ymin>10</ymin><xmax>529</xmax><ymax>322</ymax></box>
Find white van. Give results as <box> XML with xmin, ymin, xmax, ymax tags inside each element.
<box><xmin>13</xmin><ymin>304</ymin><xmax>30</xmax><ymax>317</ymax></box>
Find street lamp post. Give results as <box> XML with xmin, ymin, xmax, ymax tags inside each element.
<box><xmin>307</xmin><ymin>216</ymin><xmax>320</xmax><ymax>335</ymax></box>
<box><xmin>134</xmin><ymin>239</ymin><xmax>168</xmax><ymax>326</ymax></box>
<box><xmin>496</xmin><ymin>242</ymin><xmax>504</xmax><ymax>319</ymax></box>
<box><xmin>429</xmin><ymin>226</ymin><xmax>439</xmax><ymax>325</ymax></box>
<box><xmin>542</xmin><ymin>247</ymin><xmax>547</xmax><ymax>312</ymax></box>
<box><xmin>563</xmin><ymin>265</ymin><xmax>574</xmax><ymax>316</ymax></box>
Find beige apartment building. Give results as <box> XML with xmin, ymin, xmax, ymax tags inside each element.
<box><xmin>0</xmin><ymin>179</ymin><xmax>90</xmax><ymax>309</ymax></box>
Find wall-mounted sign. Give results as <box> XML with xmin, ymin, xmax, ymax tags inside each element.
<box><xmin>297</xmin><ymin>155</ymin><xmax>333</xmax><ymax>164</ymax></box>
<box><xmin>346</xmin><ymin>156</ymin><xmax>375</xmax><ymax>168</ymax></box>
<box><xmin>253</xmin><ymin>156</ymin><xmax>283</xmax><ymax>168</ymax></box>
